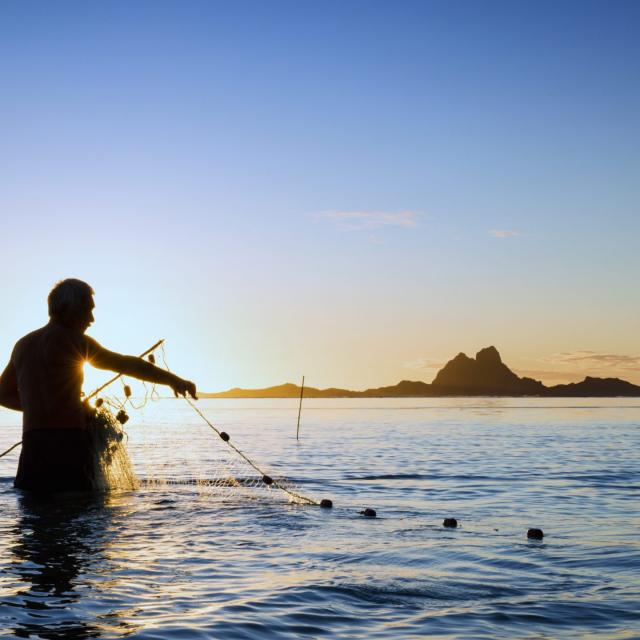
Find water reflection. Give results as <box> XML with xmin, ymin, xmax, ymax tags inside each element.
<box><xmin>5</xmin><ymin>491</ymin><xmax>118</xmax><ymax>639</ymax></box>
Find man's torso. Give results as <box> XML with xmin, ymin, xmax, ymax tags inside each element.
<box><xmin>12</xmin><ymin>322</ymin><xmax>91</xmax><ymax>432</ymax></box>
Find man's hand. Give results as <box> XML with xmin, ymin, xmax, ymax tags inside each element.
<box><xmin>171</xmin><ymin>376</ymin><xmax>198</xmax><ymax>399</ymax></box>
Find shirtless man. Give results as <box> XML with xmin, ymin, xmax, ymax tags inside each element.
<box><xmin>0</xmin><ymin>278</ymin><xmax>197</xmax><ymax>491</ymax></box>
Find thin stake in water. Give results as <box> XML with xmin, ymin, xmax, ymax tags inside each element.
<box><xmin>296</xmin><ymin>375</ymin><xmax>305</xmax><ymax>441</ymax></box>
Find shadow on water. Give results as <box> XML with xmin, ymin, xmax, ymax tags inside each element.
<box><xmin>3</xmin><ymin>491</ymin><xmax>119</xmax><ymax>639</ymax></box>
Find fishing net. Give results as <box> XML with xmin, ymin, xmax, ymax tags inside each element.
<box><xmin>138</xmin><ymin>436</ymin><xmax>313</xmax><ymax>505</ymax></box>
<box><xmin>136</xmin><ymin>345</ymin><xmax>322</xmax><ymax>505</ymax></box>
<box><xmin>86</xmin><ymin>407</ymin><xmax>139</xmax><ymax>492</ymax></box>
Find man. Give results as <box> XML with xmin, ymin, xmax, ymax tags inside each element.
<box><xmin>0</xmin><ymin>278</ymin><xmax>197</xmax><ymax>491</ymax></box>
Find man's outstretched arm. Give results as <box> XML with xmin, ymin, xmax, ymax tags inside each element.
<box><xmin>0</xmin><ymin>360</ymin><xmax>21</xmax><ymax>411</ymax></box>
<box><xmin>86</xmin><ymin>339</ymin><xmax>197</xmax><ymax>398</ymax></box>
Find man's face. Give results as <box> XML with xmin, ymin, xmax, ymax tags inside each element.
<box><xmin>76</xmin><ymin>296</ymin><xmax>95</xmax><ymax>333</ymax></box>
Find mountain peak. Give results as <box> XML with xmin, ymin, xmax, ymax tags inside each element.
<box><xmin>475</xmin><ymin>345</ymin><xmax>502</xmax><ymax>365</ymax></box>
<box><xmin>432</xmin><ymin>345</ymin><xmax>544</xmax><ymax>394</ymax></box>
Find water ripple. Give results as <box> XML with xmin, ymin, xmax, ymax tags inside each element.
<box><xmin>0</xmin><ymin>398</ymin><xmax>639</xmax><ymax>639</ymax></box>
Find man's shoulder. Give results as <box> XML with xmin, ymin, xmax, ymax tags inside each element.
<box><xmin>14</xmin><ymin>323</ymin><xmax>88</xmax><ymax>358</ymax></box>
<box><xmin>11</xmin><ymin>325</ymin><xmax>48</xmax><ymax>363</ymax></box>
<box><xmin>14</xmin><ymin>325</ymin><xmax>48</xmax><ymax>349</ymax></box>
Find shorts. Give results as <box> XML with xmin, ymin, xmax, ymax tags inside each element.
<box><xmin>15</xmin><ymin>429</ymin><xmax>94</xmax><ymax>492</ymax></box>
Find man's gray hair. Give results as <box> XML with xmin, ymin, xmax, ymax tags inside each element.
<box><xmin>48</xmin><ymin>279</ymin><xmax>94</xmax><ymax>321</ymax></box>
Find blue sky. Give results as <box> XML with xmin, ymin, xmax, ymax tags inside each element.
<box><xmin>1</xmin><ymin>1</ymin><xmax>639</xmax><ymax>389</ymax></box>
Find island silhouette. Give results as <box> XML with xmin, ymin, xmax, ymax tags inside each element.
<box><xmin>201</xmin><ymin>346</ymin><xmax>640</xmax><ymax>398</ymax></box>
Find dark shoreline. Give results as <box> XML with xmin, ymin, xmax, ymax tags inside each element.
<box><xmin>198</xmin><ymin>393</ymin><xmax>640</xmax><ymax>399</ymax></box>
<box><xmin>199</xmin><ymin>346</ymin><xmax>640</xmax><ymax>399</ymax></box>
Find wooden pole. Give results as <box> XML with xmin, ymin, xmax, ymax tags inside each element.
<box><xmin>296</xmin><ymin>375</ymin><xmax>305</xmax><ymax>441</ymax></box>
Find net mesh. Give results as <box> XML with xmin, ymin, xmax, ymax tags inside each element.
<box><xmin>87</xmin><ymin>408</ymin><xmax>139</xmax><ymax>492</ymax></box>
<box><xmin>130</xmin><ymin>422</ymin><xmax>316</xmax><ymax>505</ymax></box>
<box><xmin>138</xmin><ymin>454</ymin><xmax>309</xmax><ymax>504</ymax></box>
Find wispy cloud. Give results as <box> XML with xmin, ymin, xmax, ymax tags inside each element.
<box><xmin>513</xmin><ymin>369</ymin><xmax>587</xmax><ymax>383</ymax></box>
<box><xmin>542</xmin><ymin>351</ymin><xmax>640</xmax><ymax>372</ymax></box>
<box><xmin>319</xmin><ymin>210</ymin><xmax>418</xmax><ymax>230</ymax></box>
<box><xmin>489</xmin><ymin>229</ymin><xmax>520</xmax><ymax>238</ymax></box>
<box><xmin>404</xmin><ymin>356</ymin><xmax>444</xmax><ymax>371</ymax></box>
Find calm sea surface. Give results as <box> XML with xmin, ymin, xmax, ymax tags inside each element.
<box><xmin>1</xmin><ymin>398</ymin><xmax>639</xmax><ymax>639</ymax></box>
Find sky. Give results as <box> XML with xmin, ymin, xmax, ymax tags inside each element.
<box><xmin>1</xmin><ymin>0</ymin><xmax>639</xmax><ymax>392</ymax></box>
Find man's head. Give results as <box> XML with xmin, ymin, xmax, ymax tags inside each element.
<box><xmin>48</xmin><ymin>279</ymin><xmax>95</xmax><ymax>332</ymax></box>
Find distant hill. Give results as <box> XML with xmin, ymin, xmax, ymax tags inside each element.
<box><xmin>546</xmin><ymin>376</ymin><xmax>640</xmax><ymax>397</ymax></box>
<box><xmin>431</xmin><ymin>346</ymin><xmax>546</xmax><ymax>395</ymax></box>
<box><xmin>200</xmin><ymin>346</ymin><xmax>640</xmax><ymax>398</ymax></box>
<box><xmin>203</xmin><ymin>383</ymin><xmax>358</xmax><ymax>398</ymax></box>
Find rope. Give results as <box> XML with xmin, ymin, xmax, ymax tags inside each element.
<box><xmin>0</xmin><ymin>441</ymin><xmax>21</xmax><ymax>458</ymax></box>
<box><xmin>184</xmin><ymin>397</ymin><xmax>318</xmax><ymax>505</ymax></box>
<box><xmin>85</xmin><ymin>339</ymin><xmax>165</xmax><ymax>402</ymax></box>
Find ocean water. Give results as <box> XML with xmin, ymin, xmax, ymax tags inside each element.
<box><xmin>1</xmin><ymin>397</ymin><xmax>639</xmax><ymax>639</ymax></box>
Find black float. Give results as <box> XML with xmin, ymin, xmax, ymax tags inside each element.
<box><xmin>443</xmin><ymin>518</ymin><xmax>458</xmax><ymax>528</ymax></box>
